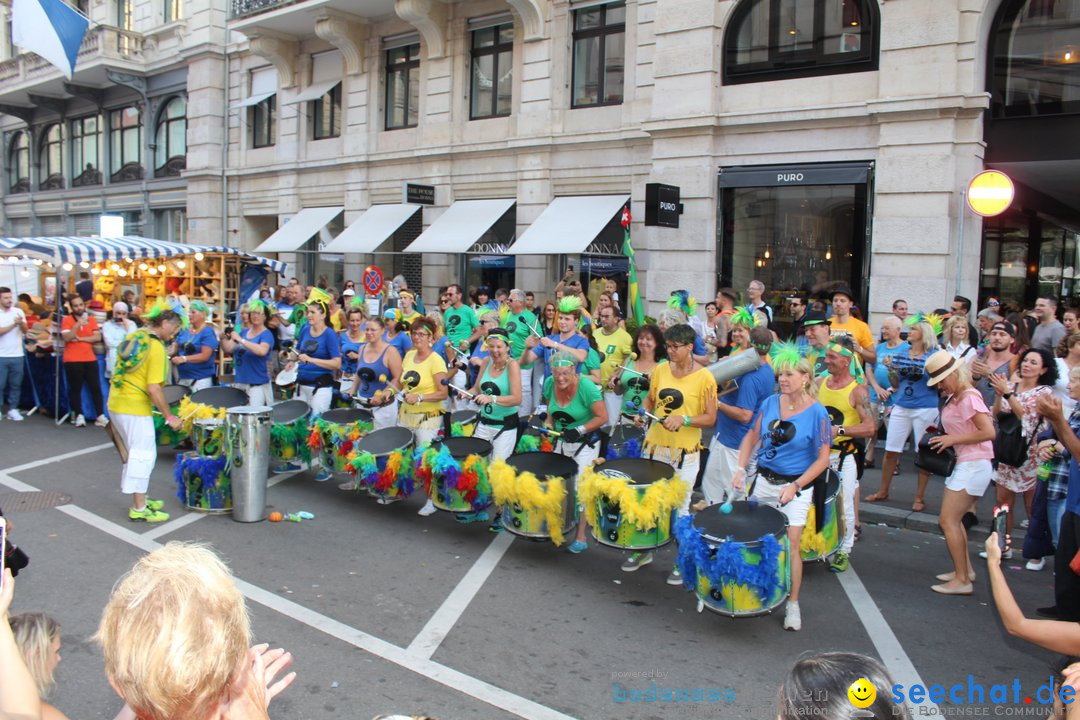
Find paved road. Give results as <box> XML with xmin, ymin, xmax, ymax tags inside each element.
<box><xmin>0</xmin><ymin>414</ymin><xmax>1065</xmax><ymax>720</ymax></box>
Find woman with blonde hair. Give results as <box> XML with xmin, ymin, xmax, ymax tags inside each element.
<box><xmin>8</xmin><ymin>611</ymin><xmax>68</xmax><ymax>720</ymax></box>
<box><xmin>942</xmin><ymin>315</ymin><xmax>974</xmax><ymax>362</ymax></box>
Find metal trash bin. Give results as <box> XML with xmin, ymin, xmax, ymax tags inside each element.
<box><xmin>226</xmin><ymin>405</ymin><xmax>273</xmax><ymax>522</ymax></box>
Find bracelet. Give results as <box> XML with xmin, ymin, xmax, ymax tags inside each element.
<box><xmin>1003</xmin><ymin>392</ymin><xmax>1014</xmax><ymax>400</ymax></box>
<box><xmin>682</xmin><ymin>415</ymin><xmax>691</xmax><ymax>427</ymax></box>
<box><xmin>166</xmin><ymin>414</ymin><xmax>178</xmax><ymax>424</ymax></box>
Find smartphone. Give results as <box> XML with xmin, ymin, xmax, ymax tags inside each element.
<box><xmin>992</xmin><ymin>504</ymin><xmax>1009</xmax><ymax>553</ymax></box>
<box><xmin>0</xmin><ymin>517</ymin><xmax>7</xmax><ymax>589</ymax></box>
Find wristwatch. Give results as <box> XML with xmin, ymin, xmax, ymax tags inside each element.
<box><xmin>1003</xmin><ymin>392</ymin><xmax>1014</xmax><ymax>400</ymax></box>
<box><xmin>837</xmin><ymin>427</ymin><xmax>846</xmax><ymax>436</ymax></box>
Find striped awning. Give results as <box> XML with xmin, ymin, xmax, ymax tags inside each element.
<box><xmin>0</xmin><ymin>236</ymin><xmax>288</xmax><ymax>273</ymax></box>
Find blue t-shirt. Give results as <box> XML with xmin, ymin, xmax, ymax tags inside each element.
<box><xmin>894</xmin><ymin>350</ymin><xmax>937</xmax><ymax>409</ymax></box>
<box><xmin>535</xmin><ymin>333</ymin><xmax>591</xmax><ymax>380</ymax></box>
<box><xmin>383</xmin><ymin>329</ymin><xmax>413</xmax><ymax>359</ymax></box>
<box><xmin>714</xmin><ymin>362</ymin><xmax>776</xmax><ymax>449</ymax></box>
<box><xmin>176</xmin><ymin>325</ymin><xmax>219</xmax><ymax>381</ymax></box>
<box><xmin>296</xmin><ymin>325</ymin><xmax>341</xmax><ymax>382</ymax></box>
<box><xmin>870</xmin><ymin>341</ymin><xmax>910</xmax><ymax>405</ymax></box>
<box><xmin>1067</xmin><ymin>460</ymin><xmax>1080</xmax><ymax>516</ymax></box>
<box><xmin>339</xmin><ymin>332</ymin><xmax>365</xmax><ymax>376</ymax></box>
<box><xmin>754</xmin><ymin>395</ymin><xmax>831</xmax><ymax>476</ymax></box>
<box><xmin>693</xmin><ymin>335</ymin><xmax>707</xmax><ymax>357</ymax></box>
<box><xmin>434</xmin><ymin>336</ymin><xmax>452</xmax><ymax>366</ymax></box>
<box><xmin>233</xmin><ymin>328</ymin><xmax>273</xmax><ymax>386</ymax></box>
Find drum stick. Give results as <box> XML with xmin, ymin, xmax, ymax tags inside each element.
<box><xmin>638</xmin><ymin>408</ymin><xmax>662</xmax><ymax>423</ymax></box>
<box><xmin>616</xmin><ymin>352</ymin><xmax>647</xmax><ymax>378</ymax></box>
<box><xmin>440</xmin><ymin>378</ymin><xmax>477</xmax><ymax>400</ymax></box>
<box><xmin>530</xmin><ymin>424</ymin><xmax>562</xmax><ymax>438</ymax></box>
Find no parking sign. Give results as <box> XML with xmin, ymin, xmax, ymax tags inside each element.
<box><xmin>363</xmin><ymin>265</ymin><xmax>384</xmax><ymax>295</ymax></box>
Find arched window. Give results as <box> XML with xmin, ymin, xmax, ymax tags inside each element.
<box><xmin>110</xmin><ymin>105</ymin><xmax>143</xmax><ymax>182</ymax></box>
<box><xmin>154</xmin><ymin>96</ymin><xmax>187</xmax><ymax>178</ymax></box>
<box><xmin>8</xmin><ymin>131</ymin><xmax>29</xmax><ymax>194</ymax></box>
<box><xmin>988</xmin><ymin>0</ymin><xmax>1080</xmax><ymax>118</ymax></box>
<box><xmin>39</xmin><ymin>124</ymin><xmax>64</xmax><ymax>190</ymax></box>
<box><xmin>723</xmin><ymin>0</ymin><xmax>878</xmax><ymax>84</ymax></box>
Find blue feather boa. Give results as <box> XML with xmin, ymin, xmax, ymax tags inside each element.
<box><xmin>606</xmin><ymin>436</ymin><xmax>642</xmax><ymax>460</ymax></box>
<box><xmin>174</xmin><ymin>453</ymin><xmax>230</xmax><ymax>509</ymax></box>
<box><xmin>674</xmin><ymin>515</ymin><xmax>784</xmax><ymax>601</ymax></box>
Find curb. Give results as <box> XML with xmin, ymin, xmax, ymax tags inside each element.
<box><xmin>859</xmin><ymin>505</ymin><xmax>1025</xmax><ymax>545</ymax></box>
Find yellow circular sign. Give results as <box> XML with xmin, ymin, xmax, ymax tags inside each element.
<box><xmin>967</xmin><ymin>170</ymin><xmax>1015</xmax><ymax>217</ymax></box>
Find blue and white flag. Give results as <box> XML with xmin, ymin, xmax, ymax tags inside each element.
<box><xmin>11</xmin><ymin>0</ymin><xmax>89</xmax><ymax>79</ymax></box>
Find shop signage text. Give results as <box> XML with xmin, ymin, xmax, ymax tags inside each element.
<box><xmin>403</xmin><ymin>183</ymin><xmax>436</xmax><ymax>206</ymax></box>
<box><xmin>645</xmin><ymin>183</ymin><xmax>682</xmax><ymax>228</ymax></box>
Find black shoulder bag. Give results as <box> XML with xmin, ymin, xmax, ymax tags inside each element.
<box><xmin>915</xmin><ymin>402</ymin><xmax>957</xmax><ymax>478</ymax></box>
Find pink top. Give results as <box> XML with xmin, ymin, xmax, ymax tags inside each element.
<box><xmin>941</xmin><ymin>388</ymin><xmax>994</xmax><ymax>462</ymax></box>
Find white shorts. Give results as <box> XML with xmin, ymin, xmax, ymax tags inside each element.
<box><xmin>519</xmin><ymin>366</ymin><xmax>534</xmax><ymax>417</ymax></box>
<box><xmin>885</xmin><ymin>406</ymin><xmax>938</xmax><ymax>453</ymax></box>
<box><xmin>404</xmin><ymin>413</ymin><xmax>444</xmax><ymax>449</ymax></box>
<box><xmin>298</xmin><ymin>384</ymin><xmax>333</xmax><ymax>417</ymax></box>
<box><xmin>178</xmin><ymin>377</ymin><xmax>214</xmax><ymax>392</ymax></box>
<box><xmin>234</xmin><ymin>382</ymin><xmax>273</xmax><ymax>407</ymax></box>
<box><xmin>113</xmin><ymin>413</ymin><xmax>157</xmax><ymax>496</ymax></box>
<box><xmin>700</xmin><ymin>437</ymin><xmax>758</xmax><ymax>505</ymax></box>
<box><xmin>751</xmin><ymin>472</ymin><xmax>813</xmax><ymax>527</ymax></box>
<box><xmin>555</xmin><ymin>437</ymin><xmax>601</xmax><ymax>488</ymax></box>
<box><xmin>603</xmin><ymin>391</ymin><xmax>622</xmax><ymax>431</ymax></box>
<box><xmin>474</xmin><ymin>420</ymin><xmax>517</xmax><ymax>462</ymax></box>
<box><xmin>370</xmin><ymin>399</ymin><xmax>399</xmax><ymax>430</ymax></box>
<box><xmin>944</xmin><ymin>459</ymin><xmax>993</xmax><ymax>497</ymax></box>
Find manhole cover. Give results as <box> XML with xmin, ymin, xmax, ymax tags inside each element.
<box><xmin>0</xmin><ymin>491</ymin><xmax>72</xmax><ymax>512</ymax></box>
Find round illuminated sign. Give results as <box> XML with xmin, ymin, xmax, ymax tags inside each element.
<box><xmin>966</xmin><ymin>170</ymin><xmax>1015</xmax><ymax>217</ymax></box>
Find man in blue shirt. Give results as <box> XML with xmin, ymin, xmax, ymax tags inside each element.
<box><xmin>700</xmin><ymin>326</ymin><xmax>776</xmax><ymax>505</ymax></box>
<box><xmin>1035</xmin><ymin>393</ymin><xmax>1080</xmax><ymax>621</ymax></box>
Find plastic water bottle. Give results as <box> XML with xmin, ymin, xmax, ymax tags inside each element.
<box><xmin>1037</xmin><ymin>460</ymin><xmax>1053</xmax><ymax>482</ymax></box>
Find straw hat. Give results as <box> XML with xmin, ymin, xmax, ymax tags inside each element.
<box><xmin>925</xmin><ymin>349</ymin><xmax>963</xmax><ymax>387</ymax></box>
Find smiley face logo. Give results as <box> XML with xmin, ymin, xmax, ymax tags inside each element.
<box><xmin>847</xmin><ymin>678</ymin><xmax>876</xmax><ymax>709</ymax></box>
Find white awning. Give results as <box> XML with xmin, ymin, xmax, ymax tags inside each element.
<box><xmin>508</xmin><ymin>195</ymin><xmax>629</xmax><ymax>254</ymax></box>
<box><xmin>253</xmin><ymin>207</ymin><xmax>343</xmax><ymax>253</ymax></box>
<box><xmin>285</xmin><ymin>52</ymin><xmax>343</xmax><ymax>104</ymax></box>
<box><xmin>403</xmin><ymin>199</ymin><xmax>515</xmax><ymax>253</ymax></box>
<box><xmin>233</xmin><ymin>67</ymin><xmax>277</xmax><ymax>109</ymax></box>
<box><xmin>285</xmin><ymin>80</ymin><xmax>340</xmax><ymax>104</ymax></box>
<box><xmin>323</xmin><ymin>204</ymin><xmax>422</xmax><ymax>253</ymax></box>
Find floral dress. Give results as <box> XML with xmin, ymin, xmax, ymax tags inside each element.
<box><xmin>992</xmin><ymin>385</ymin><xmax>1052</xmax><ymax>493</ymax></box>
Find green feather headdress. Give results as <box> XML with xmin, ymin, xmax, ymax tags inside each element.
<box><xmin>558</xmin><ymin>295</ymin><xmax>583</xmax><ymax>315</ymax></box>
<box><xmin>145</xmin><ymin>299</ymin><xmax>189</xmax><ymax>329</ymax></box>
<box><xmin>189</xmin><ymin>299</ymin><xmax>210</xmax><ymax>316</ymax></box>
<box><xmin>729</xmin><ymin>306</ymin><xmax>758</xmax><ymax>329</ymax></box>
<box><xmin>667</xmin><ymin>290</ymin><xmax>697</xmax><ymax>316</ymax></box>
<box><xmin>246</xmin><ymin>299</ymin><xmax>267</xmax><ymax>316</ymax></box>
<box><xmin>904</xmin><ymin>312</ymin><xmax>943</xmax><ymax>336</ymax></box>
<box><xmin>769</xmin><ymin>340</ymin><xmax>805</xmax><ymax>373</ymax></box>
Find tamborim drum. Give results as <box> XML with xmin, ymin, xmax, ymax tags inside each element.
<box><xmin>154</xmin><ymin>384</ymin><xmax>191</xmax><ymax>446</ymax></box>
<box><xmin>606</xmin><ymin>424</ymin><xmax>645</xmax><ymax>459</ymax></box>
<box><xmin>679</xmin><ymin>503</ymin><xmax>791</xmax><ymax>617</ymax></box>
<box><xmin>497</xmin><ymin>451</ymin><xmax>580</xmax><ymax>541</ymax></box>
<box><xmin>193</xmin><ymin>417</ymin><xmax>226</xmax><ymax>458</ymax></box>
<box><xmin>318</xmin><ymin>408</ymin><xmax>374</xmax><ymax>475</ymax></box>
<box><xmin>429</xmin><ymin>436</ymin><xmax>492</xmax><ymax>513</ymax></box>
<box><xmin>190</xmin><ymin>386</ymin><xmax>249</xmax><ymax>411</ymax></box>
<box><xmin>270</xmin><ymin>399</ymin><xmax>310</xmax><ymax>464</ymax></box>
<box><xmin>590</xmin><ymin>458</ymin><xmax>677</xmax><ymax>550</ymax></box>
<box><xmin>451</xmin><ymin>409</ymin><xmax>478</xmax><ymax>437</ymax></box>
<box><xmin>800</xmin><ymin>470</ymin><xmax>843</xmax><ymax>562</ymax></box>
<box><xmin>356</xmin><ymin>427</ymin><xmax>415</xmax><ymax>502</ymax></box>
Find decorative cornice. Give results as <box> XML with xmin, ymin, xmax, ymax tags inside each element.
<box><xmin>247</xmin><ymin>33</ymin><xmax>298</xmax><ymax>88</ymax></box>
<box><xmin>394</xmin><ymin>0</ymin><xmax>447</xmax><ymax>60</ymax></box>
<box><xmin>314</xmin><ymin>12</ymin><xmax>366</xmax><ymax>75</ymax></box>
<box><xmin>505</xmin><ymin>0</ymin><xmax>546</xmax><ymax>41</ymax></box>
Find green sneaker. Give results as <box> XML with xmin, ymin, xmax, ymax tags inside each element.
<box><xmin>129</xmin><ymin>506</ymin><xmax>170</xmax><ymax>523</ymax></box>
<box><xmin>829</xmin><ymin>550</ymin><xmax>850</xmax><ymax>573</ymax></box>
<box><xmin>145</xmin><ymin>498</ymin><xmax>164</xmax><ymax>511</ymax></box>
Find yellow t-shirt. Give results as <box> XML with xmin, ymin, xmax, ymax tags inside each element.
<box><xmin>399</xmin><ymin>350</ymin><xmax>448</xmax><ymax>417</ymax></box>
<box><xmin>107</xmin><ymin>333</ymin><xmax>169</xmax><ymax>417</ymax></box>
<box><xmin>644</xmin><ymin>363</ymin><xmax>718</xmax><ymax>452</ymax></box>
<box><xmin>595</xmin><ymin>326</ymin><xmax>633</xmax><ymax>385</ymax></box>
<box><xmin>829</xmin><ymin>316</ymin><xmax>874</xmax><ymax>351</ymax></box>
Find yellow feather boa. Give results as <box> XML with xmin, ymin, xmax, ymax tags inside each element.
<box><xmin>579</xmin><ymin>466</ymin><xmax>688</xmax><ymax>533</ymax></box>
<box><xmin>489</xmin><ymin>459</ymin><xmax>568</xmax><ymax>546</ymax></box>
<box><xmin>799</xmin><ymin>505</ymin><xmax>830</xmax><ymax>557</ymax></box>
<box><xmin>178</xmin><ymin>396</ymin><xmax>227</xmax><ymax>435</ymax></box>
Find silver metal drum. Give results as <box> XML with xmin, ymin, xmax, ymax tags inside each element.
<box><xmin>226</xmin><ymin>405</ymin><xmax>273</xmax><ymax>522</ymax></box>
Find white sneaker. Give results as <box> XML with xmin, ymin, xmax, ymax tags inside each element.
<box><xmin>1025</xmin><ymin>558</ymin><xmax>1046</xmax><ymax>571</ymax></box>
<box><xmin>1020</xmin><ymin>519</ymin><xmax>1030</xmax><ymax>529</ymax></box>
<box><xmin>784</xmin><ymin>601</ymin><xmax>802</xmax><ymax>631</ymax></box>
<box><xmin>73</xmin><ymin>414</ymin><xmax>86</xmax><ymax>427</ymax></box>
<box><xmin>979</xmin><ymin>548</ymin><xmax>1013</xmax><ymax>560</ymax></box>
<box><xmin>95</xmin><ymin>415</ymin><xmax>109</xmax><ymax>428</ymax></box>
<box><xmin>417</xmin><ymin>500</ymin><xmax>437</xmax><ymax>516</ymax></box>
<box><xmin>6</xmin><ymin>409</ymin><xmax>23</xmax><ymax>422</ymax></box>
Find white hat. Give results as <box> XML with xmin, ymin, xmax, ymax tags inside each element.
<box><xmin>342</xmin><ymin>288</ymin><xmax>356</xmax><ymax>297</ymax></box>
<box><xmin>112</xmin><ymin>301</ymin><xmax>129</xmax><ymax>313</ymax></box>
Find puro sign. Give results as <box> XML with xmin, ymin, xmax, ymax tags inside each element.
<box><xmin>645</xmin><ymin>183</ymin><xmax>682</xmax><ymax>228</ymax></box>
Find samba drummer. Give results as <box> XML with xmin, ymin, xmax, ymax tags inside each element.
<box><xmin>465</xmin><ymin>327</ymin><xmax>521</xmax><ymax>462</ymax></box>
<box><xmin>733</xmin><ymin>345</ymin><xmax>832</xmax><ymax>632</ymax></box>
<box><xmin>623</xmin><ymin>324</ymin><xmax>717</xmax><ymax>584</ymax></box>
<box><xmin>538</xmin><ymin>351</ymin><xmax>608</xmax><ymax>554</ymax></box>
<box><xmin>608</xmin><ymin>325</ymin><xmax>666</xmax><ymax>424</ymax></box>
<box><xmin>171</xmin><ymin>300</ymin><xmax>218</xmax><ymax>392</ymax></box>
<box><xmin>391</xmin><ymin>316</ymin><xmax>449</xmax><ymax>517</ymax></box>
<box><xmin>501</xmin><ymin>289</ymin><xmax>540</xmax><ymax>416</ymax></box>
<box><xmin>345</xmin><ymin>315</ymin><xmax>403</xmax><ymax>430</ymax></box>
<box><xmin>338</xmin><ymin>303</ymin><xmax>367</xmax><ymax>398</ymax></box>
<box><xmin>522</xmin><ymin>297</ymin><xmax>590</xmax><ymax>383</ymax></box>
<box><xmin>222</xmin><ymin>300</ymin><xmax>274</xmax><ymax>406</ymax></box>
<box><xmin>291</xmin><ymin>290</ymin><xmax>342</xmax><ymax>419</ymax></box>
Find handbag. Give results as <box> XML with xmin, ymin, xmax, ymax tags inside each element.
<box><xmin>915</xmin><ymin>429</ymin><xmax>956</xmax><ymax>477</ymax></box>
<box><xmin>994</xmin><ymin>411</ymin><xmax>1028</xmax><ymax>468</ymax></box>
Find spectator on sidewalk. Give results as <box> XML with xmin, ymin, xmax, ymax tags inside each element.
<box><xmin>1032</xmin><ymin>296</ymin><xmax>1067</xmax><ymax>354</ymax></box>
<box><xmin>61</xmin><ymin>295</ymin><xmax>106</xmax><ymax>428</ymax></box>
<box><xmin>0</xmin><ymin>286</ymin><xmax>28</xmax><ymax>421</ymax></box>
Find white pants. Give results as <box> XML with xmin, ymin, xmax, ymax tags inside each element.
<box><xmin>370</xmin><ymin>399</ymin><xmax>399</xmax><ymax>430</ymax></box>
<box><xmin>830</xmin><ymin>450</ymin><xmax>859</xmax><ymax>553</ymax></box>
<box><xmin>885</xmin><ymin>406</ymin><xmax>938</xmax><ymax>453</ymax></box>
<box><xmin>701</xmin><ymin>437</ymin><xmax>757</xmax><ymax>505</ymax></box>
<box><xmin>178</xmin><ymin>377</ymin><xmax>213</xmax><ymax>392</ymax></box>
<box><xmin>474</xmin><ymin>421</ymin><xmax>517</xmax><ymax>462</ymax></box>
<box><xmin>752</xmin><ymin>474</ymin><xmax>813</xmax><ymax>527</ymax></box>
<box><xmin>298</xmin><ymin>384</ymin><xmax>333</xmax><ymax>418</ymax></box>
<box><xmin>339</xmin><ymin>377</ymin><xmax>355</xmax><ymax>395</ymax></box>
<box><xmin>603</xmin><ymin>391</ymin><xmax>622</xmax><ymax>431</ymax></box>
<box><xmin>519</xmin><ymin>366</ymin><xmax>534</xmax><ymax>417</ymax></box>
<box><xmin>113</xmin><ymin>413</ymin><xmax>157</xmax><ymax>496</ymax></box>
<box><xmin>234</xmin><ymin>383</ymin><xmax>272</xmax><ymax>407</ymax></box>
<box><xmin>646</xmin><ymin>445</ymin><xmax>700</xmax><ymax>516</ymax></box>
<box><xmin>532</xmin><ymin>367</ymin><xmax>545</xmax><ymax>415</ymax></box>
<box><xmin>555</xmin><ymin>437</ymin><xmax>601</xmax><ymax>488</ymax></box>
<box><xmin>407</xmin><ymin>413</ymin><xmax>444</xmax><ymax>449</ymax></box>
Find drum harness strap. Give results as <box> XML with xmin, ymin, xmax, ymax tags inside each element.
<box><xmin>480</xmin><ymin>414</ymin><xmax>520</xmax><ymax>444</ymax></box>
<box><xmin>559</xmin><ymin>429</ymin><xmax>601</xmax><ymax>458</ymax></box>
<box><xmin>753</xmin><ymin>467</ymin><xmax>829</xmax><ymax>532</ymax></box>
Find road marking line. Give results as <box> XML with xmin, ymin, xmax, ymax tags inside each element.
<box><xmin>407</xmin><ymin>530</ymin><xmax>515</xmax><ymax>660</ymax></box>
<box><xmin>2</xmin><ymin>442</ymin><xmax>113</xmax><ymax>474</ymax></box>
<box><xmin>838</xmin><ymin>567</ymin><xmax>939</xmax><ymax>716</ymax></box>
<box><xmin>142</xmin><ymin>511</ymin><xmax>206</xmax><ymax>540</ymax></box>
<box><xmin>0</xmin><ymin>470</ymin><xmax>574</xmax><ymax>720</ymax></box>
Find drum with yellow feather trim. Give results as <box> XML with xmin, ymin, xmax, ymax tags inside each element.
<box><xmin>490</xmin><ymin>452</ymin><xmax>580</xmax><ymax>545</ymax></box>
<box><xmin>799</xmin><ymin>471</ymin><xmax>843</xmax><ymax>562</ymax></box>
<box><xmin>579</xmin><ymin>458</ymin><xmax>687</xmax><ymax>551</ymax></box>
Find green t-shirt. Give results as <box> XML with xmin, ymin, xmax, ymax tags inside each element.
<box><xmin>619</xmin><ymin>359</ymin><xmax>666</xmax><ymax>419</ymax></box>
<box><xmin>501</xmin><ymin>308</ymin><xmax>539</xmax><ymax>360</ymax></box>
<box><xmin>542</xmin><ymin>375</ymin><xmax>602</xmax><ymax>432</ymax></box>
<box><xmin>478</xmin><ymin>360</ymin><xmax>517</xmax><ymax>423</ymax></box>
<box><xmin>585</xmin><ymin>347</ymin><xmax>602</xmax><ymax>375</ymax></box>
<box><xmin>444</xmin><ymin>305</ymin><xmax>478</xmax><ymax>348</ymax></box>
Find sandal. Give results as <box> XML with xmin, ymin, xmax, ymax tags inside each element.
<box><xmin>912</xmin><ymin>499</ymin><xmax>926</xmax><ymax>513</ymax></box>
<box><xmin>864</xmin><ymin>493</ymin><xmax>889</xmax><ymax>502</ymax></box>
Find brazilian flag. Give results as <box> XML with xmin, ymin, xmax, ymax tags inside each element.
<box><xmin>621</xmin><ymin>206</ymin><xmax>644</xmax><ymax>326</ymax></box>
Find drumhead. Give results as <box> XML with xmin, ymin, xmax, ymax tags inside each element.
<box><xmin>358</xmin><ymin>427</ymin><xmax>414</xmax><ymax>456</ymax></box>
<box><xmin>190</xmin><ymin>386</ymin><xmax>249</xmax><ymax>410</ymax></box>
<box><xmin>321</xmin><ymin>408</ymin><xmax>373</xmax><ymax>426</ymax></box>
<box><xmin>820</xmin><ymin>469</ymin><xmax>840</xmax><ymax>501</ymax></box>
<box><xmin>272</xmin><ymin>399</ymin><xmax>310</xmax><ymax>425</ymax></box>
<box><xmin>595</xmin><ymin>458</ymin><xmax>674</xmax><ymax>484</ymax></box>
<box><xmin>609</xmin><ymin>424</ymin><xmax>644</xmax><ymax>445</ymax></box>
<box><xmin>507</xmin><ymin>451</ymin><xmax>578</xmax><ymax>479</ymax></box>
<box><xmin>694</xmin><ymin>502</ymin><xmax>788</xmax><ymax>544</ymax></box>
<box><xmin>442</xmin><ymin>436</ymin><xmax>492</xmax><ymax>459</ymax></box>
<box><xmin>163</xmin><ymin>384</ymin><xmax>190</xmax><ymax>406</ymax></box>
<box><xmin>451</xmin><ymin>409</ymin><xmax>478</xmax><ymax>424</ymax></box>
<box><xmin>194</xmin><ymin>417</ymin><xmax>224</xmax><ymax>427</ymax></box>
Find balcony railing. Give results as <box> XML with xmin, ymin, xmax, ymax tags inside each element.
<box><xmin>0</xmin><ymin>25</ymin><xmax>144</xmax><ymax>87</ymax></box>
<box><xmin>230</xmin><ymin>0</ymin><xmax>303</xmax><ymax>19</ymax></box>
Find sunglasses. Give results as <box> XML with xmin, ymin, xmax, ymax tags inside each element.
<box><xmin>665</xmin><ymin>342</ymin><xmax>690</xmax><ymax>350</ymax></box>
